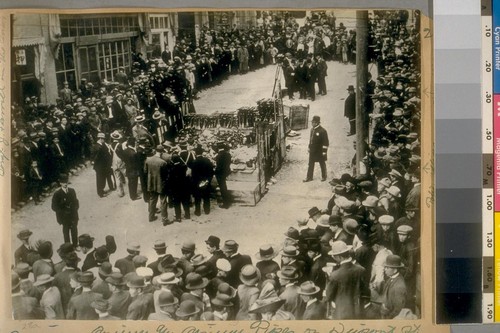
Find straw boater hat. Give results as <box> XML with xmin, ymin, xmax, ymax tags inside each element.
<box><xmin>379</xmin><ymin>215</ymin><xmax>395</xmax><ymax>225</ymax></box>
<box><xmin>157</xmin><ymin>272</ymin><xmax>180</xmax><ymax>285</ymax></box>
<box><xmin>328</xmin><ymin>240</ymin><xmax>352</xmax><ymax>256</ymax></box>
<box><xmin>255</xmin><ymin>245</ymin><xmax>280</xmax><ymax>261</ymax></box>
<box><xmin>216</xmin><ymin>258</ymin><xmax>231</xmax><ymax>272</ymax></box>
<box><xmin>277</xmin><ymin>265</ymin><xmax>300</xmax><ymax>280</ymax></box>
<box><xmin>281</xmin><ymin>245</ymin><xmax>300</xmax><ymax>258</ymax></box>
<box><xmin>152</xmin><ymin>110</ymin><xmax>164</xmax><ymax>120</ymax></box>
<box><xmin>297</xmin><ymin>281</ymin><xmax>321</xmax><ymax>295</ymax></box>
<box><xmin>239</xmin><ymin>265</ymin><xmax>261</xmax><ymax>286</ymax></box>
<box><xmin>153</xmin><ymin>240</ymin><xmax>167</xmax><ymax>251</ymax></box>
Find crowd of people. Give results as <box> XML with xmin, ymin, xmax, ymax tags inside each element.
<box><xmin>11</xmin><ymin>9</ymin><xmax>422</xmax><ymax>321</ymax></box>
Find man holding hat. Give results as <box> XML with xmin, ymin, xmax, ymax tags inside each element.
<box><xmin>34</xmin><ymin>274</ymin><xmax>64</xmax><ymax>319</ymax></box>
<box><xmin>144</xmin><ymin>144</ymin><xmax>170</xmax><ymax>224</ymax></box>
<box><xmin>304</xmin><ymin>115</ymin><xmax>329</xmax><ymax>182</ymax></box>
<box><xmin>51</xmin><ymin>174</ymin><xmax>80</xmax><ymax>246</ymax></box>
<box><xmin>325</xmin><ymin>240</ymin><xmax>367</xmax><ymax>319</ymax></box>
<box><xmin>14</xmin><ymin>229</ymin><xmax>38</xmax><ymax>266</ymax></box>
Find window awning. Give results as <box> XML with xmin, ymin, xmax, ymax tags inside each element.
<box><xmin>12</xmin><ymin>37</ymin><xmax>45</xmax><ymax>48</ymax></box>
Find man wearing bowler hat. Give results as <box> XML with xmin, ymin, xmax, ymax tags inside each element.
<box><xmin>381</xmin><ymin>254</ymin><xmax>407</xmax><ymax>319</ymax></box>
<box><xmin>66</xmin><ymin>271</ymin><xmax>103</xmax><ymax>320</ymax></box>
<box><xmin>126</xmin><ymin>275</ymin><xmax>154</xmax><ymax>320</ymax></box>
<box><xmin>304</xmin><ymin>115</ymin><xmax>329</xmax><ymax>182</ymax></box>
<box><xmin>205</xmin><ymin>235</ymin><xmax>224</xmax><ymax>268</ymax></box>
<box><xmin>92</xmin><ymin>132</ymin><xmax>114</xmax><ymax>198</ymax></box>
<box><xmin>51</xmin><ymin>174</ymin><xmax>79</xmax><ymax>246</ymax></box>
<box><xmin>149</xmin><ymin>290</ymin><xmax>178</xmax><ymax>320</ymax></box>
<box><xmin>148</xmin><ymin>240</ymin><xmax>168</xmax><ymax>277</ymax></box>
<box><xmin>106</xmin><ymin>273</ymin><xmax>131</xmax><ymax>319</ymax></box>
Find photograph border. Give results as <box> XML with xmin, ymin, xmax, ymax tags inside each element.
<box><xmin>0</xmin><ymin>4</ymin><xmax>446</xmax><ymax>333</ymax></box>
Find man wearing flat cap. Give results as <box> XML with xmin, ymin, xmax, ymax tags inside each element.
<box><xmin>51</xmin><ymin>174</ymin><xmax>80</xmax><ymax>246</ymax></box>
<box><xmin>304</xmin><ymin>115</ymin><xmax>329</xmax><ymax>182</ymax></box>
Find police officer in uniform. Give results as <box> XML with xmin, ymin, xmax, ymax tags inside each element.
<box><xmin>304</xmin><ymin>116</ymin><xmax>329</xmax><ymax>182</ymax></box>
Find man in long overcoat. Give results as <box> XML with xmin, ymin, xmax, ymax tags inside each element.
<box><xmin>304</xmin><ymin>115</ymin><xmax>329</xmax><ymax>182</ymax></box>
<box><xmin>144</xmin><ymin>145</ymin><xmax>170</xmax><ymax>224</ymax></box>
<box><xmin>344</xmin><ymin>85</ymin><xmax>356</xmax><ymax>136</ymax></box>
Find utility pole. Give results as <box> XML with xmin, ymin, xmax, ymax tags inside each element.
<box><xmin>355</xmin><ymin>10</ymin><xmax>368</xmax><ymax>176</ymax></box>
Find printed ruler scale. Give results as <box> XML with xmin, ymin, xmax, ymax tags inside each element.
<box><xmin>493</xmin><ymin>0</ymin><xmax>500</xmax><ymax>322</ymax></box>
<box><xmin>483</xmin><ymin>0</ymin><xmax>494</xmax><ymax>323</ymax></box>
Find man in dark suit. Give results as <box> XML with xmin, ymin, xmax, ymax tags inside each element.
<box><xmin>144</xmin><ymin>145</ymin><xmax>170</xmax><ymax>224</ymax></box>
<box><xmin>215</xmin><ymin>142</ymin><xmax>232</xmax><ymax>209</ymax></box>
<box><xmin>205</xmin><ymin>235</ymin><xmax>224</xmax><ymax>268</ymax></box>
<box><xmin>325</xmin><ymin>241</ymin><xmax>368</xmax><ymax>320</ymax></box>
<box><xmin>297</xmin><ymin>281</ymin><xmax>326</xmax><ymax>320</ymax></box>
<box><xmin>221</xmin><ymin>240</ymin><xmax>252</xmax><ymax>288</ymax></box>
<box><xmin>53</xmin><ymin>252</ymin><xmax>81</xmax><ymax>316</ymax></box>
<box><xmin>277</xmin><ymin>265</ymin><xmax>302</xmax><ymax>318</ymax></box>
<box><xmin>148</xmin><ymin>240</ymin><xmax>168</xmax><ymax>277</ymax></box>
<box><xmin>126</xmin><ymin>275</ymin><xmax>155</xmax><ymax>320</ymax></box>
<box><xmin>381</xmin><ymin>255</ymin><xmax>408</xmax><ymax>319</ymax></box>
<box><xmin>305</xmin><ymin>58</ymin><xmax>317</xmax><ymax>101</ymax></box>
<box><xmin>106</xmin><ymin>273</ymin><xmax>132</xmax><ymax>319</ymax></box>
<box><xmin>344</xmin><ymin>85</ymin><xmax>356</xmax><ymax>136</ymax></box>
<box><xmin>316</xmin><ymin>54</ymin><xmax>328</xmax><ymax>95</ymax></box>
<box><xmin>51</xmin><ymin>174</ymin><xmax>79</xmax><ymax>246</ymax></box>
<box><xmin>121</xmin><ymin>137</ymin><xmax>142</xmax><ymax>200</ymax></box>
<box><xmin>304</xmin><ymin>115</ymin><xmax>329</xmax><ymax>182</ymax></box>
<box><xmin>92</xmin><ymin>132</ymin><xmax>114</xmax><ymax>198</ymax></box>
<box><xmin>66</xmin><ymin>271</ymin><xmax>103</xmax><ymax>320</ymax></box>
<box><xmin>190</xmin><ymin>146</ymin><xmax>215</xmax><ymax>216</ymax></box>
<box><xmin>112</xmin><ymin>93</ymin><xmax>129</xmax><ymax>131</ymax></box>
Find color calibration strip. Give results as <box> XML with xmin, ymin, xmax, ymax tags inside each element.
<box><xmin>494</xmin><ymin>0</ymin><xmax>500</xmax><ymax>322</ymax></box>
<box><xmin>435</xmin><ymin>0</ymin><xmax>483</xmax><ymax>324</ymax></box>
<box><xmin>483</xmin><ymin>0</ymin><xmax>494</xmax><ymax>323</ymax></box>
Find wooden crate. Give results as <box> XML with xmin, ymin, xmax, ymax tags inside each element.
<box><xmin>289</xmin><ymin>104</ymin><xmax>310</xmax><ymax>130</ymax></box>
<box><xmin>227</xmin><ymin>181</ymin><xmax>261</xmax><ymax>206</ymax></box>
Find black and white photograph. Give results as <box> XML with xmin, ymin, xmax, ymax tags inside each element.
<box><xmin>9</xmin><ymin>8</ymin><xmax>423</xmax><ymax>322</ymax></box>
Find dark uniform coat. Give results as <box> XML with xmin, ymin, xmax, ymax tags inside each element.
<box><xmin>308</xmin><ymin>125</ymin><xmax>329</xmax><ymax>162</ymax></box>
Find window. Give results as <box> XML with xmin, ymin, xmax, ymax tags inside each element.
<box><xmin>98</xmin><ymin>39</ymin><xmax>131</xmax><ymax>82</ymax></box>
<box><xmin>55</xmin><ymin>43</ymin><xmax>77</xmax><ymax>90</ymax></box>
